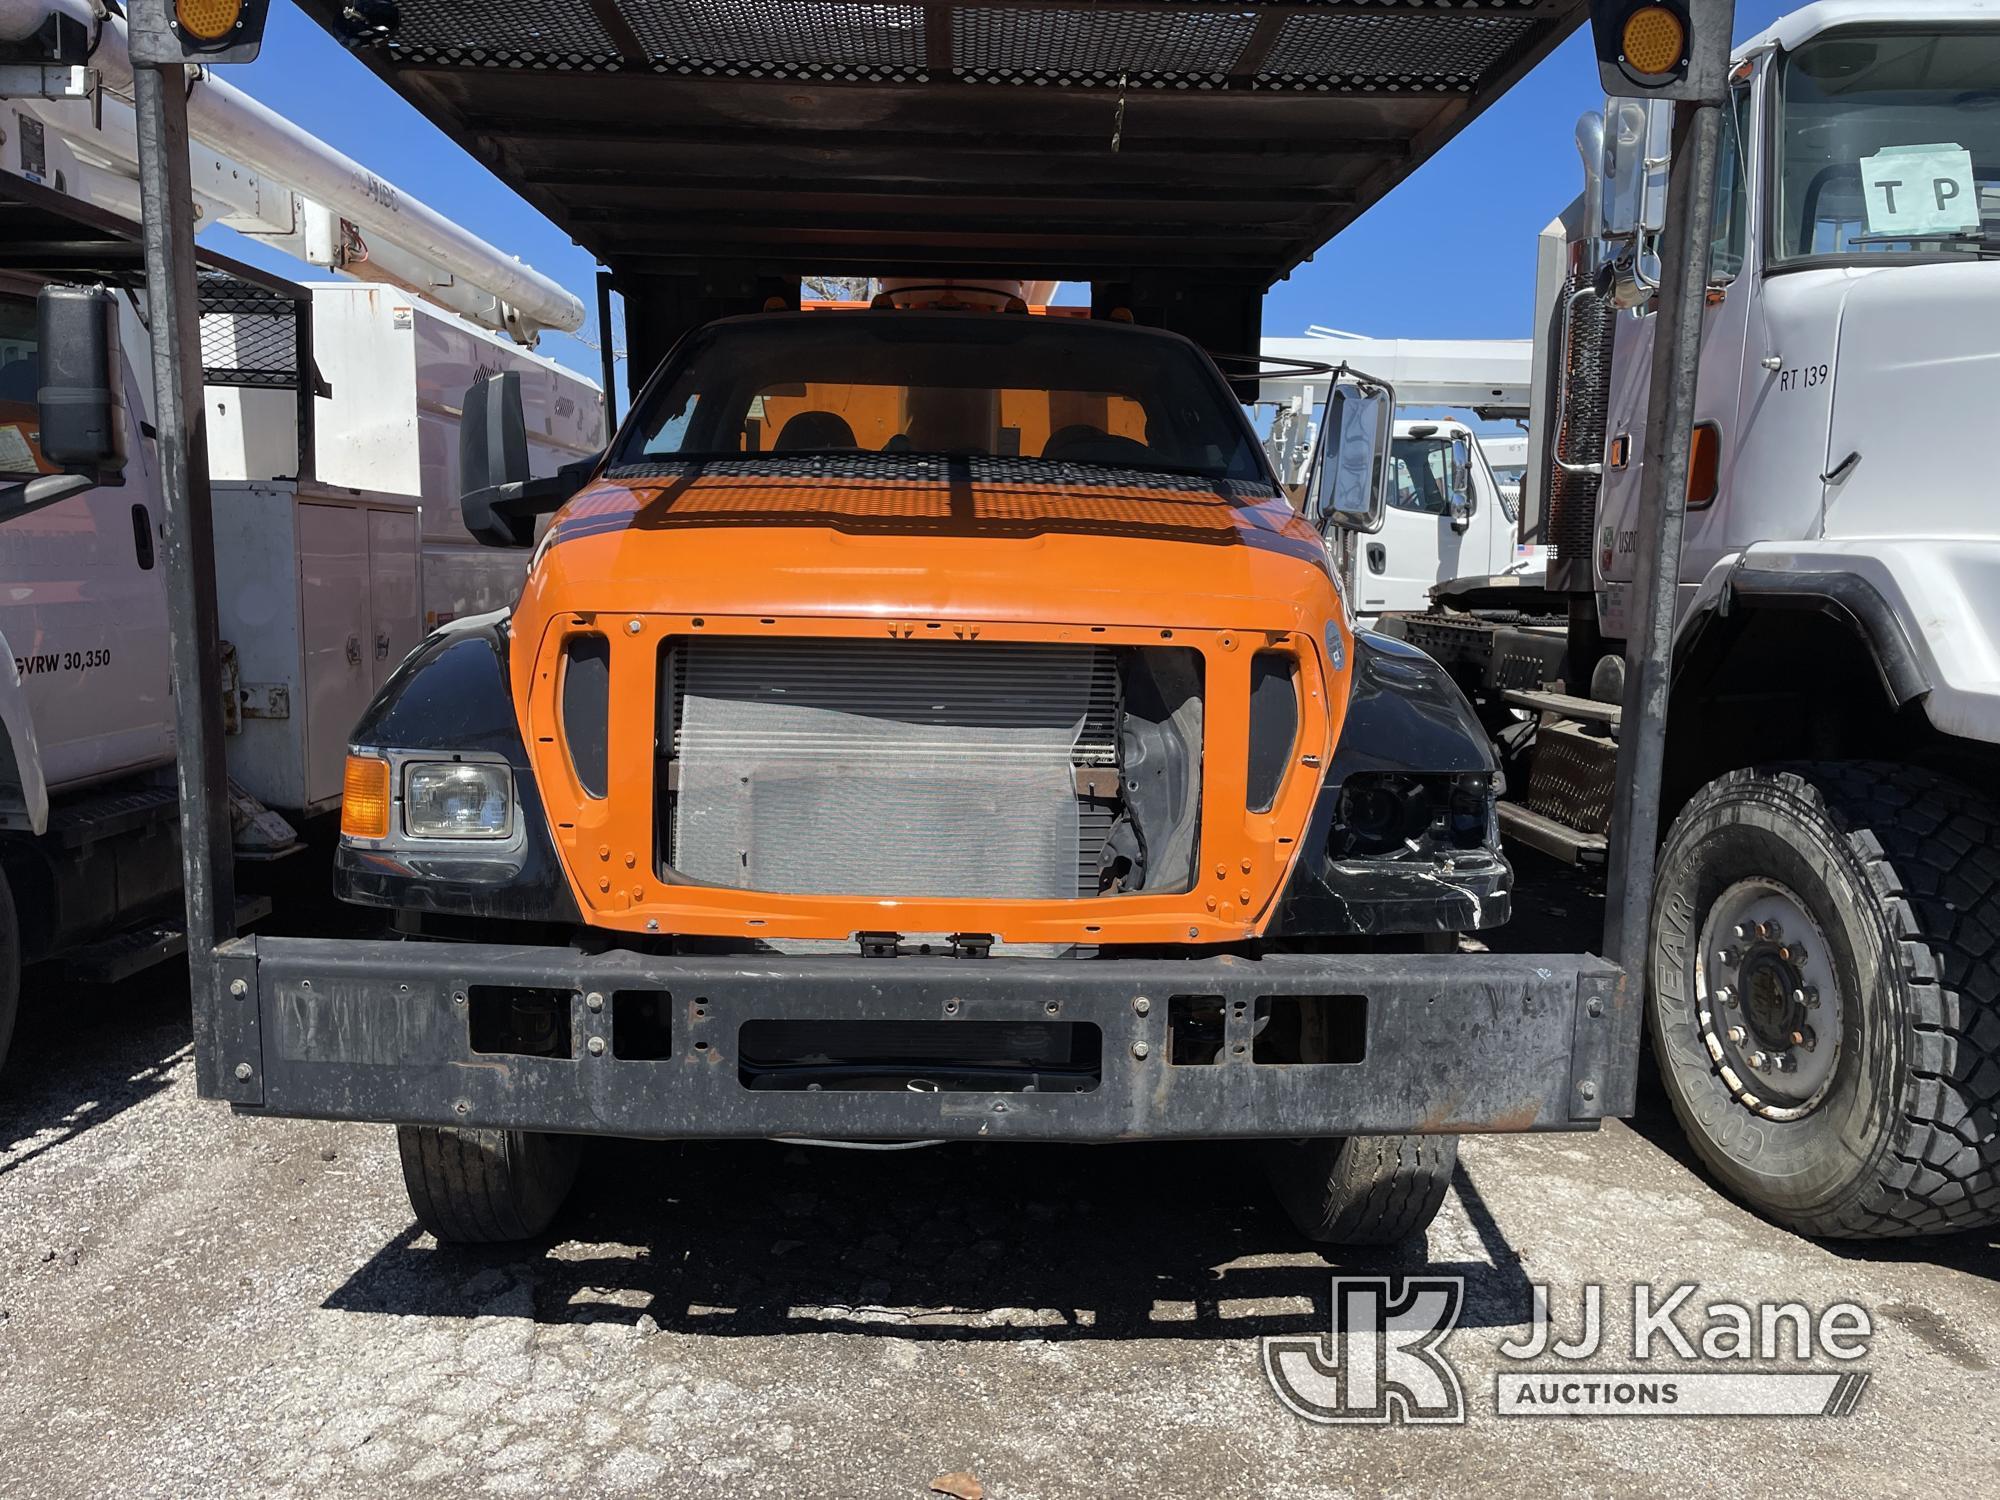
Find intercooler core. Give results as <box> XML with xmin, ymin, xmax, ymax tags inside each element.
<box><xmin>662</xmin><ymin>638</ymin><xmax>1124</xmax><ymax>898</ymax></box>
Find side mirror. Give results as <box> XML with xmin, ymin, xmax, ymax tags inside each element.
<box><xmin>459</xmin><ymin>371</ymin><xmax>596</xmax><ymax>548</ymax></box>
<box><xmin>1308</xmin><ymin>372</ymin><xmax>1396</xmax><ymax>535</ymax></box>
<box><xmin>1602</xmin><ymin>96</ymin><xmax>1671</xmax><ymax>239</ymax></box>
<box><xmin>0</xmin><ymin>284</ymin><xmax>127</xmax><ymax>526</ymax></box>
<box><xmin>1598</xmin><ymin>96</ymin><xmax>1671</xmax><ymax>306</ymax></box>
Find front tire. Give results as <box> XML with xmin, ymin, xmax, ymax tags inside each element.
<box><xmin>1265</xmin><ymin>1134</ymin><xmax>1458</xmax><ymax>1245</ymax></box>
<box><xmin>397</xmin><ymin>1125</ymin><xmax>581</xmax><ymax>1244</ymax></box>
<box><xmin>1650</xmin><ymin>762</ymin><xmax>2000</xmax><ymax>1238</ymax></box>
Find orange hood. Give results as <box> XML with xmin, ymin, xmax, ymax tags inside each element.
<box><xmin>517</xmin><ymin>469</ymin><xmax>1340</xmax><ymax>632</ymax></box>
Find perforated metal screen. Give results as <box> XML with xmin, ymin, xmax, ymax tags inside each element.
<box><xmin>197</xmin><ymin>272</ymin><xmax>301</xmax><ymax>389</ymax></box>
<box><xmin>298</xmin><ymin>0</ymin><xmax>1589</xmax><ymax>317</ymax></box>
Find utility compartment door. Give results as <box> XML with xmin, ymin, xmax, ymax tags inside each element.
<box><xmin>366</xmin><ymin>506</ymin><xmax>421</xmax><ymax>691</ymax></box>
<box><xmin>297</xmin><ymin>502</ymin><xmax>374</xmax><ymax>809</ymax></box>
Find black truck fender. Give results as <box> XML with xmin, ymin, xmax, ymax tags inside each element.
<box><xmin>1268</xmin><ymin>630</ymin><xmax>1511</xmax><ymax>937</ymax></box>
<box><xmin>333</xmin><ymin>615</ymin><xmax>582</xmax><ymax>925</ymax></box>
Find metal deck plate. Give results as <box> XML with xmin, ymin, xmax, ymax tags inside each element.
<box><xmin>296</xmin><ymin>0</ymin><xmax>1588</xmax><ymax>289</ymax></box>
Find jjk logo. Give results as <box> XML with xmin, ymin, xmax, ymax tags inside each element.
<box><xmin>1262</xmin><ymin>1277</ymin><xmax>1467</xmax><ymax>1425</ymax></box>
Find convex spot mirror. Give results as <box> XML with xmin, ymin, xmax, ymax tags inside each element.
<box><xmin>1309</xmin><ymin>376</ymin><xmax>1396</xmax><ymax>535</ymax></box>
<box><xmin>459</xmin><ymin>370</ymin><xmax>601</xmax><ymax>548</ymax></box>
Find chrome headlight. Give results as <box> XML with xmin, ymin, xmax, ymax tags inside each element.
<box><xmin>404</xmin><ymin>761</ymin><xmax>514</xmax><ymax>840</ymax></box>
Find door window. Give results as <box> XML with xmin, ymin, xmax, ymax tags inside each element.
<box><xmin>1388</xmin><ymin>436</ymin><xmax>1453</xmax><ymax>516</ymax></box>
<box><xmin>1711</xmin><ymin>81</ymin><xmax>1754</xmax><ymax>280</ymax></box>
<box><xmin>0</xmin><ymin>295</ymin><xmax>49</xmax><ymax>479</ymax></box>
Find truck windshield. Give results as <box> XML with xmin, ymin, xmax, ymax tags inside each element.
<box><xmin>1776</xmin><ymin>27</ymin><xmax>2000</xmax><ymax>263</ymax></box>
<box><xmin>611</xmin><ymin>312</ymin><xmax>1272</xmax><ymax>483</ymax></box>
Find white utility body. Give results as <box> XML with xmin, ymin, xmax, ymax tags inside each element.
<box><xmin>202</xmin><ymin>287</ymin><xmax>602</xmax><ymax>814</ymax></box>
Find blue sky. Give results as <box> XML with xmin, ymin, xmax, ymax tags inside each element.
<box><xmin>207</xmin><ymin>1</ymin><xmax>1798</xmax><ymax>390</ymax></box>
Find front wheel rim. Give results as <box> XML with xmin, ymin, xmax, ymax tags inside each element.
<box><xmin>1692</xmin><ymin>877</ymin><xmax>1844</xmax><ymax>1122</ymax></box>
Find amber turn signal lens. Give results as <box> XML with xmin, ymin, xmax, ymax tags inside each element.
<box><xmin>1621</xmin><ymin>5</ymin><xmax>1686</xmax><ymax>77</ymax></box>
<box><xmin>175</xmin><ymin>0</ymin><xmax>243</xmax><ymax>42</ymax></box>
<box><xmin>1687</xmin><ymin>423</ymin><xmax>1721</xmax><ymax>508</ymax></box>
<box><xmin>340</xmin><ymin>754</ymin><xmax>392</xmax><ymax>840</ymax></box>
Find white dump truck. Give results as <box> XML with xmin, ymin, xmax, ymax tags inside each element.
<box><xmin>1391</xmin><ymin>0</ymin><xmax>2000</xmax><ymax>1238</ymax></box>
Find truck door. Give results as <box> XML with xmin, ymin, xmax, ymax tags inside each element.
<box><xmin>1354</xmin><ymin>433</ymin><xmax>1465</xmax><ymax>617</ymax></box>
<box><xmin>0</xmin><ymin>285</ymin><xmax>173</xmax><ymax>791</ymax></box>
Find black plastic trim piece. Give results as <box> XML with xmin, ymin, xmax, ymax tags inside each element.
<box><xmin>1720</xmin><ymin>567</ymin><xmax>1929</xmax><ymax>707</ymax></box>
<box><xmin>1270</xmin><ymin>631</ymin><xmax>1509</xmax><ymax>936</ymax></box>
<box><xmin>333</xmin><ymin>618</ymin><xmax>582</xmax><ymax>925</ymax></box>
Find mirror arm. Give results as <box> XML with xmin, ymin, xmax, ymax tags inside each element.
<box><xmin>0</xmin><ymin>469</ymin><xmax>118</xmax><ymax>528</ymax></box>
<box><xmin>463</xmin><ymin>449</ymin><xmax>605</xmax><ymax>549</ymax></box>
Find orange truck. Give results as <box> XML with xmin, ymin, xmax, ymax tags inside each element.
<box><xmin>280</xmin><ymin>285</ymin><xmax>1630</xmax><ymax>1245</ymax></box>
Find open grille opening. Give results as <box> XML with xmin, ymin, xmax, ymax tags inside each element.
<box><xmin>656</xmin><ymin>637</ymin><xmax>1202</xmax><ymax>901</ymax></box>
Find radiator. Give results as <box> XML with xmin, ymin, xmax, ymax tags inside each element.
<box><xmin>668</xmin><ymin>639</ymin><xmax>1116</xmax><ymax>899</ymax></box>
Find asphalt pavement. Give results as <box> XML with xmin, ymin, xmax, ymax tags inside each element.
<box><xmin>1</xmin><ymin>857</ymin><xmax>1994</xmax><ymax>1498</ymax></box>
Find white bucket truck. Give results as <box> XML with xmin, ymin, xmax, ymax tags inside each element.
<box><xmin>0</xmin><ymin>0</ymin><xmax>602</xmax><ymax>1070</ymax></box>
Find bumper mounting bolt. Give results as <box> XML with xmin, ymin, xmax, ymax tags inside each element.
<box><xmin>1586</xmin><ymin>996</ymin><xmax>1604</xmax><ymax>1018</ymax></box>
<box><xmin>1579</xmin><ymin>1080</ymin><xmax>1597</xmax><ymax>1102</ymax></box>
<box><xmin>586</xmin><ymin>991</ymin><xmax>605</xmax><ymax>1013</ymax></box>
<box><xmin>626</xmin><ymin>618</ymin><xmax>642</xmax><ymax>634</ymax></box>
<box><xmin>1133</xmin><ymin>996</ymin><xmax>1151</xmax><ymax>1016</ymax></box>
<box><xmin>233</xmin><ymin>1062</ymin><xmax>252</xmax><ymax>1081</ymax></box>
<box><xmin>228</xmin><ymin>978</ymin><xmax>247</xmax><ymax>997</ymax></box>
<box><xmin>1131</xmin><ymin>1041</ymin><xmax>1151</xmax><ymax>1060</ymax></box>
<box><xmin>587</xmin><ymin>1036</ymin><xmax>607</xmax><ymax>1056</ymax></box>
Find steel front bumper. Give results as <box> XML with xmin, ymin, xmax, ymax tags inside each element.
<box><xmin>204</xmin><ymin>938</ymin><xmax>1633</xmax><ymax>1141</ymax></box>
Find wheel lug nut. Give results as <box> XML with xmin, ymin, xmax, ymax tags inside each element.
<box><xmin>1805</xmin><ymin>987</ymin><xmax>1820</xmax><ymax>1008</ymax></box>
<box><xmin>1764</xmin><ymin>920</ymin><xmax>1783</xmax><ymax>941</ymax></box>
<box><xmin>1798</xmin><ymin>1026</ymin><xmax>1816</xmax><ymax>1051</ymax></box>
<box><xmin>1717</xmin><ymin>986</ymin><xmax>1737</xmax><ymax>1008</ymax></box>
<box><xmin>1718</xmin><ymin>948</ymin><xmax>1740</xmax><ymax>967</ymax></box>
<box><xmin>1747</xmin><ymin>1050</ymin><xmax>1768</xmax><ymax>1070</ymax></box>
<box><xmin>1733</xmin><ymin>923</ymin><xmax>1752</xmax><ymax>941</ymax></box>
<box><xmin>1727</xmin><ymin>1026</ymin><xmax>1747</xmax><ymax>1044</ymax></box>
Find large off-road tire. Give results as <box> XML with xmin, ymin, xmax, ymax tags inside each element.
<box><xmin>1265</xmin><ymin>1134</ymin><xmax>1459</xmax><ymax>1245</ymax></box>
<box><xmin>397</xmin><ymin>1124</ymin><xmax>582</xmax><ymax>1244</ymax></box>
<box><xmin>0</xmin><ymin>863</ymin><xmax>18</xmax><ymax>1079</ymax></box>
<box><xmin>1650</xmin><ymin>762</ymin><xmax>2000</xmax><ymax>1238</ymax></box>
